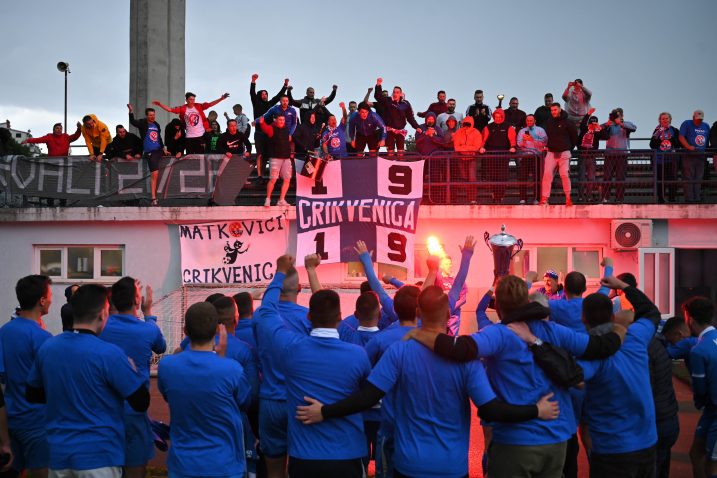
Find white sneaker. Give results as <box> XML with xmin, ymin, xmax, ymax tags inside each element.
<box><xmin>277</xmin><ymin>199</ymin><xmax>290</xmax><ymax>207</ymax></box>
<box><xmin>519</xmin><ymin>199</ymin><xmax>526</xmax><ymax>205</ymax></box>
<box><xmin>264</xmin><ymin>198</ymin><xmax>271</xmax><ymax>207</ymax></box>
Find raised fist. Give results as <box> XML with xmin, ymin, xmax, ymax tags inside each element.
<box><xmin>252</xmin><ymin>73</ymin><xmax>259</xmax><ymax>81</ymax></box>
<box><xmin>376</xmin><ymin>78</ymin><xmax>383</xmax><ymax>85</ymax></box>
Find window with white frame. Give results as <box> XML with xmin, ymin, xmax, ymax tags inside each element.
<box><xmin>36</xmin><ymin>246</ymin><xmax>125</xmax><ymax>282</ymax></box>
<box><xmin>513</xmin><ymin>246</ymin><xmax>603</xmax><ymax>283</ymax></box>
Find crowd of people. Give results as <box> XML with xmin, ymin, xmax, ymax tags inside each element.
<box><xmin>1</xmin><ymin>241</ymin><xmax>714</xmax><ymax>478</ymax></box>
<box><xmin>3</xmin><ymin>75</ymin><xmax>715</xmax><ymax>206</ymax></box>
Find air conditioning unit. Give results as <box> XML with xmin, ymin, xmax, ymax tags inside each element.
<box><xmin>610</xmin><ymin>220</ymin><xmax>653</xmax><ymax>250</ymax></box>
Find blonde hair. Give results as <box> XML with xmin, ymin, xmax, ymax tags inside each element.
<box><xmin>658</xmin><ymin>112</ymin><xmax>671</xmax><ymax>122</ymax></box>
<box><xmin>495</xmin><ymin>275</ymin><xmax>529</xmax><ymax>318</ymax></box>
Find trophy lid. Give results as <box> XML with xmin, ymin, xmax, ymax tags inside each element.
<box><xmin>488</xmin><ymin>224</ymin><xmax>519</xmax><ymax>247</ymax></box>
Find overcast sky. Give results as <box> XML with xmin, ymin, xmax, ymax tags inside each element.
<box><xmin>4</xmin><ymin>0</ymin><xmax>717</xmax><ymax>151</ymax></box>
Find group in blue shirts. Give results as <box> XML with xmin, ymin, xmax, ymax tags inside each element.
<box><xmin>2</xmin><ymin>244</ymin><xmax>716</xmax><ymax>478</ymax></box>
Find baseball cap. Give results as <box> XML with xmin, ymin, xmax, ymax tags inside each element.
<box><xmin>544</xmin><ymin>269</ymin><xmax>559</xmax><ymax>280</ymax></box>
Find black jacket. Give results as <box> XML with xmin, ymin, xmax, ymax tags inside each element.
<box><xmin>164</xmin><ymin>119</ymin><xmax>185</xmax><ymax>155</ymax></box>
<box><xmin>288</xmin><ymin>88</ymin><xmax>337</xmax><ymax>125</ymax></box>
<box><xmin>293</xmin><ymin>121</ymin><xmax>323</xmax><ymax>154</ymax></box>
<box><xmin>106</xmin><ymin>133</ymin><xmax>142</xmax><ymax>158</ymax></box>
<box><xmin>217</xmin><ymin>130</ymin><xmax>252</xmax><ymax>155</ymax></box>
<box><xmin>649</xmin><ymin>336</ymin><xmax>679</xmax><ymax>423</ymax></box>
<box><xmin>544</xmin><ymin>114</ymin><xmax>578</xmax><ymax>152</ymax></box>
<box><xmin>250</xmin><ymin>82</ymin><xmax>287</xmax><ymax>119</ymax></box>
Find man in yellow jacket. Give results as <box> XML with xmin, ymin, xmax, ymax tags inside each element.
<box><xmin>81</xmin><ymin>114</ymin><xmax>112</xmax><ymax>162</ymax></box>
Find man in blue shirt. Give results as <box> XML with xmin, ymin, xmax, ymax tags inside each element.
<box><xmin>233</xmin><ymin>291</ymin><xmax>256</xmax><ymax>348</ymax></box>
<box><xmin>684</xmin><ymin>296</ymin><xmax>717</xmax><ymax>478</ymax></box>
<box><xmin>407</xmin><ymin>275</ymin><xmax>625</xmax><ymax>477</ymax></box>
<box><xmin>296</xmin><ymin>286</ymin><xmax>559</xmax><ymax>478</ymax></box>
<box><xmin>679</xmin><ymin>110</ymin><xmax>711</xmax><ymax>202</ymax></box>
<box><xmin>364</xmin><ymin>285</ymin><xmax>420</xmax><ymax>478</ymax></box>
<box><xmin>0</xmin><ymin>275</ymin><xmax>53</xmax><ymax>478</ymax></box>
<box><xmin>510</xmin><ymin>276</ymin><xmax>662</xmax><ymax>478</ymax></box>
<box><xmin>26</xmin><ymin>284</ymin><xmax>149</xmax><ymax>478</ymax></box>
<box><xmin>321</xmin><ymin>103</ymin><xmax>348</xmax><ymax>159</ymax></box>
<box><xmin>158</xmin><ymin>301</ymin><xmax>251</xmax><ymax>478</ymax></box>
<box><xmin>348</xmin><ymin>103</ymin><xmax>386</xmax><ymax>154</ymax></box>
<box><xmin>255</xmin><ymin>255</ymin><xmax>370</xmax><ymax>478</ymax></box>
<box><xmin>262</xmin><ymin>96</ymin><xmax>298</xmax><ymax>137</ymax></box>
<box><xmin>252</xmin><ymin>264</ymin><xmax>310</xmax><ymax>477</ymax></box>
<box><xmin>99</xmin><ymin>277</ymin><xmax>166</xmax><ymax>478</ymax></box>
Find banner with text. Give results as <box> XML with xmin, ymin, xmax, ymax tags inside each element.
<box><xmin>179</xmin><ymin>215</ymin><xmax>289</xmax><ymax>284</ymax></box>
<box><xmin>295</xmin><ymin>157</ymin><xmax>424</xmax><ymax>272</ymax></box>
<box><xmin>0</xmin><ymin>155</ymin><xmax>252</xmax><ymax>206</ymax></box>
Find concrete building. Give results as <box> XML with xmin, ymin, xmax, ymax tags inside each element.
<box><xmin>1</xmin><ymin>204</ymin><xmax>716</xmax><ymax>350</ymax></box>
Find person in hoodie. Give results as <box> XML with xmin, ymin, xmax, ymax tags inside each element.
<box><xmin>23</xmin><ymin>122</ymin><xmax>82</xmax><ymax>156</ymax></box>
<box><xmin>453</xmin><ymin>116</ymin><xmax>483</xmax><ymax>202</ymax></box>
<box><xmin>442</xmin><ymin>116</ymin><xmax>460</xmax><ymax>148</ymax></box>
<box><xmin>164</xmin><ymin>119</ymin><xmax>185</xmax><ymax>158</ymax></box>
<box><xmin>106</xmin><ymin>125</ymin><xmax>142</xmax><ymax>160</ymax></box>
<box><xmin>81</xmin><ymin>114</ymin><xmax>112</xmax><ymax>162</ymax></box>
<box><xmin>517</xmin><ymin>114</ymin><xmax>548</xmax><ymax>204</ymax></box>
<box><xmin>417</xmin><ymin>90</ymin><xmax>448</xmax><ymax>118</ymax></box>
<box><xmin>415</xmin><ymin>112</ymin><xmax>448</xmax><ymax>156</ymax></box>
<box><xmin>576</xmin><ymin>108</ymin><xmax>602</xmax><ymax>203</ymax></box>
<box><xmin>600</xmin><ymin>109</ymin><xmax>637</xmax><ymax>203</ymax></box>
<box><xmin>480</xmin><ymin>109</ymin><xmax>517</xmax><ymax>204</ymax></box>
<box><xmin>436</xmin><ymin>98</ymin><xmax>464</xmax><ymax>133</ymax></box>
<box><xmin>650</xmin><ymin>112</ymin><xmax>681</xmax><ymax>203</ymax></box>
<box><xmin>250</xmin><ymin>74</ymin><xmax>289</xmax><ymax>181</ymax></box>
<box><xmin>322</xmin><ymin>103</ymin><xmax>349</xmax><ymax>159</ymax></box>
<box><xmin>293</xmin><ymin>111</ymin><xmax>322</xmax><ymax>159</ymax></box>
<box><xmin>203</xmin><ymin>121</ymin><xmax>222</xmax><ymax>154</ymax></box>
<box><xmin>287</xmin><ymin>85</ymin><xmax>337</xmax><ymax>125</ymax></box>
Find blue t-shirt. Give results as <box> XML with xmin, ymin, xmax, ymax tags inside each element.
<box><xmin>369</xmin><ymin>340</ymin><xmax>495</xmax><ymax>478</ymax></box>
<box><xmin>235</xmin><ymin>319</ymin><xmax>256</xmax><ymax>349</ymax></box>
<box><xmin>100</xmin><ymin>314</ymin><xmax>166</xmax><ymax>384</ymax></box>
<box><xmin>27</xmin><ymin>332</ymin><xmax>145</xmax><ymax>470</ymax></box>
<box><xmin>579</xmin><ymin>319</ymin><xmax>658</xmax><ymax>454</ymax></box>
<box><xmin>322</xmin><ymin>124</ymin><xmax>347</xmax><ymax>158</ymax></box>
<box><xmin>254</xmin><ymin>272</ymin><xmax>371</xmax><ymax>460</ymax></box>
<box><xmin>143</xmin><ymin>122</ymin><xmax>162</xmax><ymax>152</ymax></box>
<box><xmin>364</xmin><ymin>325</ymin><xmax>416</xmax><ymax>435</ymax></box>
<box><xmin>0</xmin><ymin>316</ymin><xmax>52</xmax><ymax>429</ymax></box>
<box><xmin>680</xmin><ymin>120</ymin><xmax>710</xmax><ymax>150</ymax></box>
<box><xmin>158</xmin><ymin>349</ymin><xmax>250</xmax><ymax>476</ymax></box>
<box><xmin>548</xmin><ymin>266</ymin><xmax>613</xmax><ymax>334</ymax></box>
<box><xmin>471</xmin><ymin>321</ymin><xmax>589</xmax><ymax>445</ymax></box>
<box><xmin>179</xmin><ymin>334</ymin><xmax>259</xmax><ymax>404</ymax></box>
<box><xmin>253</xmin><ymin>299</ymin><xmax>310</xmax><ymax>400</ymax></box>
<box><xmin>667</xmin><ymin>336</ymin><xmax>697</xmax><ymax>371</ymax></box>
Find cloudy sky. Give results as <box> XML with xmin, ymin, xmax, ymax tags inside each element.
<box><xmin>4</xmin><ymin>0</ymin><xmax>717</xmax><ymax>151</ymax></box>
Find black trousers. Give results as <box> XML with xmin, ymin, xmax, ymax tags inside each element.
<box><xmin>288</xmin><ymin>456</ymin><xmax>363</xmax><ymax>478</ymax></box>
<box><xmin>185</xmin><ymin>136</ymin><xmax>205</xmax><ymax>154</ymax></box>
<box><xmin>590</xmin><ymin>446</ymin><xmax>656</xmax><ymax>478</ymax></box>
<box><xmin>386</xmin><ymin>130</ymin><xmax>405</xmax><ymax>151</ymax></box>
<box><xmin>602</xmin><ymin>152</ymin><xmax>628</xmax><ymax>201</ymax></box>
<box><xmin>355</xmin><ymin>133</ymin><xmax>379</xmax><ymax>153</ymax></box>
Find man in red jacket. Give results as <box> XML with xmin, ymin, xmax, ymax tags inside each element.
<box><xmin>153</xmin><ymin>92</ymin><xmax>229</xmax><ymax>154</ymax></box>
<box><xmin>23</xmin><ymin>122</ymin><xmax>82</xmax><ymax>156</ymax></box>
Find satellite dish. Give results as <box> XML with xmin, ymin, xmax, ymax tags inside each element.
<box><xmin>57</xmin><ymin>62</ymin><xmax>70</xmax><ymax>73</ymax></box>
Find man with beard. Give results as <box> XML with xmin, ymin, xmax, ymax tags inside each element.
<box><xmin>437</xmin><ymin>98</ymin><xmax>464</xmax><ymax>133</ymax></box>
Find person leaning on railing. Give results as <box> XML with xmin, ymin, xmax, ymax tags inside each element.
<box><xmin>517</xmin><ymin>115</ymin><xmax>547</xmax><ymax>205</ymax></box>
<box><xmin>22</xmin><ymin>122</ymin><xmax>82</xmax><ymax>157</ymax></box>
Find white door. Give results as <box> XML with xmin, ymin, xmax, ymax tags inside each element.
<box><xmin>638</xmin><ymin>248</ymin><xmax>675</xmax><ymax>318</ymax></box>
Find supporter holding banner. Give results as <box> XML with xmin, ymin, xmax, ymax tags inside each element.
<box><xmin>179</xmin><ymin>216</ymin><xmax>289</xmax><ymax>284</ymax></box>
<box><xmin>295</xmin><ymin>156</ymin><xmax>424</xmax><ymax>272</ymax></box>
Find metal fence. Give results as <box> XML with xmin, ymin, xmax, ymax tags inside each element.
<box><xmin>3</xmin><ymin>149</ymin><xmax>716</xmax><ymax>207</ymax></box>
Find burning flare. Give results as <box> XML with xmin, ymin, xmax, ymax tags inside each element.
<box><xmin>426</xmin><ymin>236</ymin><xmax>452</xmax><ymax>276</ymax></box>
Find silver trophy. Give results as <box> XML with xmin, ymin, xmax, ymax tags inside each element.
<box><xmin>484</xmin><ymin>224</ymin><xmax>523</xmax><ymax>278</ymax></box>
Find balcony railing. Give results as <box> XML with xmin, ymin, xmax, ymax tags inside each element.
<box><xmin>1</xmin><ymin>149</ymin><xmax>715</xmax><ymax>207</ymax></box>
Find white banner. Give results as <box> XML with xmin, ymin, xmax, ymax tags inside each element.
<box><xmin>179</xmin><ymin>215</ymin><xmax>289</xmax><ymax>284</ymax></box>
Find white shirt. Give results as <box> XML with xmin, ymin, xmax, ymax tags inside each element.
<box><xmin>184</xmin><ymin>106</ymin><xmax>205</xmax><ymax>138</ymax></box>
<box><xmin>310</xmin><ymin>328</ymin><xmax>339</xmax><ymax>339</ymax></box>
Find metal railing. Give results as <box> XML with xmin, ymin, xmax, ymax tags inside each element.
<box><xmin>2</xmin><ymin>149</ymin><xmax>716</xmax><ymax>207</ymax></box>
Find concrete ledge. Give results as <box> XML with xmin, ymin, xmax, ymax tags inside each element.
<box><xmin>1</xmin><ymin>204</ymin><xmax>717</xmax><ymax>223</ymax></box>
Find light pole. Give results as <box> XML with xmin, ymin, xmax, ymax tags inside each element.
<box><xmin>57</xmin><ymin>62</ymin><xmax>70</xmax><ymax>132</ymax></box>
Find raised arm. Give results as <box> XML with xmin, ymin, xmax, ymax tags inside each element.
<box><xmin>304</xmin><ymin>254</ymin><xmax>323</xmax><ymax>294</ymax></box>
<box><xmin>476</xmin><ymin>289</ymin><xmax>495</xmax><ymax>330</ymax></box>
<box><xmin>340</xmin><ymin>102</ymin><xmax>347</xmax><ymax>125</ymax></box>
<box><xmin>204</xmin><ymin>93</ymin><xmax>230</xmax><ymax>109</ymax></box>
<box><xmin>354</xmin><ymin>241</ymin><xmax>397</xmax><ymax>324</ymax></box>
<box><xmin>324</xmin><ymin>85</ymin><xmax>337</xmax><ymax>105</ymax></box>
<box><xmin>268</xmin><ymin>79</ymin><xmax>290</xmax><ymax>105</ymax></box>
<box><xmin>448</xmin><ymin>236</ymin><xmax>475</xmax><ymax>310</ymax></box>
<box><xmin>128</xmin><ymin>104</ymin><xmax>141</xmax><ymax>129</ymax></box>
<box><xmin>287</xmin><ymin>87</ymin><xmax>302</xmax><ymax>108</ymax></box>
<box><xmin>596</xmin><ymin>257</ymin><xmax>614</xmax><ymax>296</ymax></box>
<box><xmin>151</xmin><ymin>100</ymin><xmax>174</xmax><ymax>113</ymax></box>
<box><xmin>363</xmin><ymin>87</ymin><xmax>373</xmax><ymax>105</ymax></box>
